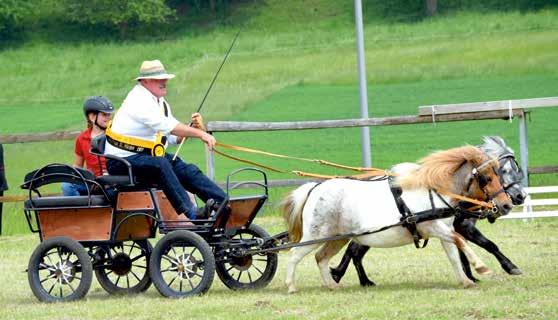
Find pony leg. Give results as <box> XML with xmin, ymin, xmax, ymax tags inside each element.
<box><xmin>459</xmin><ymin>248</ymin><xmax>479</xmax><ymax>282</ymax></box>
<box><xmin>285</xmin><ymin>244</ymin><xmax>320</xmax><ymax>293</ymax></box>
<box><xmin>440</xmin><ymin>240</ymin><xmax>476</xmax><ymax>288</ymax></box>
<box><xmin>315</xmin><ymin>240</ymin><xmax>348</xmax><ymax>290</ymax></box>
<box><xmin>330</xmin><ymin>242</ymin><xmax>375</xmax><ymax>286</ymax></box>
<box><xmin>424</xmin><ymin>221</ymin><xmax>475</xmax><ymax>287</ymax></box>
<box><xmin>455</xmin><ymin>219</ymin><xmax>521</xmax><ymax>275</ymax></box>
<box><xmin>453</xmin><ymin>232</ymin><xmax>492</xmax><ymax>275</ymax></box>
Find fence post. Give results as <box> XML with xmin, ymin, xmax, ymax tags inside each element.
<box><xmin>518</xmin><ymin>110</ymin><xmax>529</xmax><ymax>186</ymax></box>
<box><xmin>205</xmin><ymin>144</ymin><xmax>215</xmax><ymax>181</ymax></box>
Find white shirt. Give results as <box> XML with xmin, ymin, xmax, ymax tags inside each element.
<box><xmin>104</xmin><ymin>84</ymin><xmax>180</xmax><ymax>158</ymax></box>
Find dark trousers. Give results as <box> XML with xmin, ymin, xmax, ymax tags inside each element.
<box><xmin>106</xmin><ymin>153</ymin><xmax>226</xmax><ymax>219</ymax></box>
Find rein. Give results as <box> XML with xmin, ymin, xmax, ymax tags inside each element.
<box><xmin>214</xmin><ymin>142</ymin><xmax>497</xmax><ymax>211</ymax></box>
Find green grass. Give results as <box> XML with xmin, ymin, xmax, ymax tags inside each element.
<box><xmin>2</xmin><ymin>75</ymin><xmax>558</xmax><ymax>235</ymax></box>
<box><xmin>0</xmin><ymin>217</ymin><xmax>557</xmax><ymax>319</ymax></box>
<box><xmin>2</xmin><ymin>5</ymin><xmax>558</xmax><ymax>235</ymax></box>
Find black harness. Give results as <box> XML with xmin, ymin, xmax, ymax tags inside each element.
<box><xmin>388</xmin><ymin>176</ymin><xmax>456</xmax><ymax>248</ymax></box>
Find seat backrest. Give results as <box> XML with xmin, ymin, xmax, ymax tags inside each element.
<box><xmin>91</xmin><ymin>134</ymin><xmax>106</xmax><ymax>155</ymax></box>
<box><xmin>21</xmin><ymin>164</ymin><xmax>96</xmax><ymax>190</ymax></box>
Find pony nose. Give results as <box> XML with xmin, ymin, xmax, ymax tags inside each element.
<box><xmin>513</xmin><ymin>193</ymin><xmax>525</xmax><ymax>205</ymax></box>
<box><xmin>499</xmin><ymin>203</ymin><xmax>512</xmax><ymax>215</ymax></box>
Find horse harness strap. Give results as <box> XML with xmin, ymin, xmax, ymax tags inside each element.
<box><xmin>388</xmin><ymin>177</ymin><xmax>456</xmax><ymax>249</ymax></box>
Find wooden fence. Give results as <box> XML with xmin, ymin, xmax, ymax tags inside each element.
<box><xmin>1</xmin><ymin>97</ymin><xmax>557</xmax><ymax>234</ymax></box>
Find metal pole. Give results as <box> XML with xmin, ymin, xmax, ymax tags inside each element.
<box><xmin>518</xmin><ymin>111</ymin><xmax>529</xmax><ymax>186</ymax></box>
<box><xmin>354</xmin><ymin>0</ymin><xmax>372</xmax><ymax>167</ymax></box>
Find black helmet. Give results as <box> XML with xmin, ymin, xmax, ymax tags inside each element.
<box><xmin>83</xmin><ymin>96</ymin><xmax>115</xmax><ymax>117</ymax></box>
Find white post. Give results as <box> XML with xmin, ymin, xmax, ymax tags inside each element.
<box><xmin>354</xmin><ymin>0</ymin><xmax>372</xmax><ymax>167</ymax></box>
<box><xmin>518</xmin><ymin>111</ymin><xmax>529</xmax><ymax>186</ymax></box>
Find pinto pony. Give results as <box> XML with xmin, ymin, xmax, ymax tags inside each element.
<box><xmin>282</xmin><ymin>146</ymin><xmax>512</xmax><ymax>293</ymax></box>
<box><xmin>330</xmin><ymin>136</ymin><xmax>526</xmax><ymax>287</ymax></box>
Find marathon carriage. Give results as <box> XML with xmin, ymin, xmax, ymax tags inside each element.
<box><xmin>22</xmin><ymin>136</ymin><xmax>282</xmax><ymax>302</ymax></box>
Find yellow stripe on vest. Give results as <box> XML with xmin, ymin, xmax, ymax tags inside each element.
<box><xmin>105</xmin><ymin>121</ymin><xmax>166</xmax><ymax>157</ymax></box>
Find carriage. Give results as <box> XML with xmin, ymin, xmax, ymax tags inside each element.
<box><xmin>22</xmin><ymin>135</ymin><xmax>519</xmax><ymax>301</ymax></box>
<box><xmin>22</xmin><ymin>136</ymin><xmax>285</xmax><ymax>302</ymax></box>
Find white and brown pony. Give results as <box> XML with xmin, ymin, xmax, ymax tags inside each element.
<box><xmin>282</xmin><ymin>146</ymin><xmax>512</xmax><ymax>293</ymax></box>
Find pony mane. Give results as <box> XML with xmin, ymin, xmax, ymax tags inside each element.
<box><xmin>481</xmin><ymin>136</ymin><xmax>514</xmax><ymax>158</ymax></box>
<box><xmin>396</xmin><ymin>145</ymin><xmax>494</xmax><ymax>191</ymax></box>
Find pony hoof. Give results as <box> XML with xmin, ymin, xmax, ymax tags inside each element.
<box><xmin>362</xmin><ymin>280</ymin><xmax>376</xmax><ymax>287</ymax></box>
<box><xmin>327</xmin><ymin>283</ymin><xmax>341</xmax><ymax>290</ymax></box>
<box><xmin>463</xmin><ymin>280</ymin><xmax>476</xmax><ymax>288</ymax></box>
<box><xmin>287</xmin><ymin>287</ymin><xmax>297</xmax><ymax>294</ymax></box>
<box><xmin>475</xmin><ymin>266</ymin><xmax>492</xmax><ymax>275</ymax></box>
<box><xmin>509</xmin><ymin>268</ymin><xmax>523</xmax><ymax>275</ymax></box>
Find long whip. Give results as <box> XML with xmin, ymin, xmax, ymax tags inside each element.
<box><xmin>172</xmin><ymin>28</ymin><xmax>242</xmax><ymax>161</ymax></box>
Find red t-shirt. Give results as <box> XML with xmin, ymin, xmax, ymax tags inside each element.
<box><xmin>75</xmin><ymin>128</ymin><xmax>106</xmax><ymax>177</ymax></box>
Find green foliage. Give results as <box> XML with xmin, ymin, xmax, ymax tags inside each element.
<box><xmin>0</xmin><ymin>0</ymin><xmax>33</xmax><ymax>41</ymax></box>
<box><xmin>364</xmin><ymin>0</ymin><xmax>558</xmax><ymax>22</ymax></box>
<box><xmin>62</xmin><ymin>0</ymin><xmax>175</xmax><ymax>36</ymax></box>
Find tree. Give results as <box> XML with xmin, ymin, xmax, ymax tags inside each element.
<box><xmin>425</xmin><ymin>0</ymin><xmax>437</xmax><ymax>16</ymax></box>
<box><xmin>0</xmin><ymin>0</ymin><xmax>33</xmax><ymax>41</ymax></box>
<box><xmin>62</xmin><ymin>0</ymin><xmax>175</xmax><ymax>37</ymax></box>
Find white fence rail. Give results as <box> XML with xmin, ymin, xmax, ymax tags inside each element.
<box><xmin>500</xmin><ymin>186</ymin><xmax>558</xmax><ymax>219</ymax></box>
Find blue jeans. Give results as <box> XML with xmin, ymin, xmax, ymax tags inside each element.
<box><xmin>61</xmin><ymin>182</ymin><xmax>116</xmax><ymax>199</ymax></box>
<box><xmin>106</xmin><ymin>153</ymin><xmax>226</xmax><ymax>219</ymax></box>
<box><xmin>61</xmin><ymin>182</ymin><xmax>88</xmax><ymax>196</ymax></box>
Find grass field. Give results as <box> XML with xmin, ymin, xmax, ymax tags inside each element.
<box><xmin>0</xmin><ymin>217</ymin><xmax>556</xmax><ymax>319</ymax></box>
<box><xmin>1</xmin><ymin>5</ymin><xmax>558</xmax><ymax>235</ymax></box>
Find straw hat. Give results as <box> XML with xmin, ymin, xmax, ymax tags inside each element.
<box><xmin>135</xmin><ymin>60</ymin><xmax>175</xmax><ymax>80</ymax></box>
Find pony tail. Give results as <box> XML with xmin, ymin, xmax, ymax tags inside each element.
<box><xmin>281</xmin><ymin>183</ymin><xmax>317</xmax><ymax>243</ymax></box>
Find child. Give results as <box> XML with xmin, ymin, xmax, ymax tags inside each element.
<box><xmin>61</xmin><ymin>96</ymin><xmax>114</xmax><ymax>196</ymax></box>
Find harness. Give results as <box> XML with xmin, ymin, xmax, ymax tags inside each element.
<box><xmin>105</xmin><ymin>101</ymin><xmax>170</xmax><ymax>157</ymax></box>
<box><xmin>388</xmin><ymin>177</ymin><xmax>456</xmax><ymax>248</ymax></box>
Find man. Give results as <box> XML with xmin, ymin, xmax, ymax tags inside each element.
<box><xmin>61</xmin><ymin>96</ymin><xmax>114</xmax><ymax>196</ymax></box>
<box><xmin>104</xmin><ymin>60</ymin><xmax>226</xmax><ymax>219</ymax></box>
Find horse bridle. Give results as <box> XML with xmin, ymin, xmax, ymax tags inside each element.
<box><xmin>497</xmin><ymin>153</ymin><xmax>524</xmax><ymax>191</ymax></box>
<box><xmin>465</xmin><ymin>158</ymin><xmax>506</xmax><ymax>213</ymax></box>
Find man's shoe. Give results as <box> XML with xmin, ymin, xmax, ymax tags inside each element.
<box><xmin>195</xmin><ymin>199</ymin><xmax>216</xmax><ymax>219</ymax></box>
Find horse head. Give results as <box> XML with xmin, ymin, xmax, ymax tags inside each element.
<box><xmin>397</xmin><ymin>145</ymin><xmax>513</xmax><ymax>216</ymax></box>
<box><xmin>480</xmin><ymin>136</ymin><xmax>527</xmax><ymax>206</ymax></box>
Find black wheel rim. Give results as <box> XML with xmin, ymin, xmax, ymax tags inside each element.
<box><xmin>99</xmin><ymin>242</ymin><xmax>149</xmax><ymax>289</ymax></box>
<box><xmin>159</xmin><ymin>242</ymin><xmax>207</xmax><ymax>293</ymax></box>
<box><xmin>37</xmin><ymin>247</ymin><xmax>83</xmax><ymax>299</ymax></box>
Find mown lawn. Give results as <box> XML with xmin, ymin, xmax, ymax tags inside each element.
<box><xmin>0</xmin><ymin>217</ymin><xmax>556</xmax><ymax>319</ymax></box>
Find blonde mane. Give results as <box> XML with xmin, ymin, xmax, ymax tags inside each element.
<box><xmin>396</xmin><ymin>145</ymin><xmax>495</xmax><ymax>192</ymax></box>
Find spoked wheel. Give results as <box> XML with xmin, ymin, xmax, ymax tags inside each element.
<box><xmin>216</xmin><ymin>224</ymin><xmax>278</xmax><ymax>290</ymax></box>
<box><xmin>149</xmin><ymin>230</ymin><xmax>215</xmax><ymax>298</ymax></box>
<box><xmin>27</xmin><ymin>237</ymin><xmax>93</xmax><ymax>302</ymax></box>
<box><xmin>95</xmin><ymin>240</ymin><xmax>152</xmax><ymax>294</ymax></box>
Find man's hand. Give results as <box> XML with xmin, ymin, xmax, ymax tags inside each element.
<box><xmin>191</xmin><ymin>113</ymin><xmax>205</xmax><ymax>131</ymax></box>
<box><xmin>200</xmin><ymin>131</ymin><xmax>216</xmax><ymax>150</ymax></box>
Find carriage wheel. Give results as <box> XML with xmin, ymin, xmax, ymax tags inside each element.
<box><xmin>27</xmin><ymin>237</ymin><xmax>93</xmax><ymax>302</ymax></box>
<box><xmin>95</xmin><ymin>240</ymin><xmax>152</xmax><ymax>294</ymax></box>
<box><xmin>215</xmin><ymin>224</ymin><xmax>278</xmax><ymax>290</ymax></box>
<box><xmin>149</xmin><ymin>230</ymin><xmax>215</xmax><ymax>298</ymax></box>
